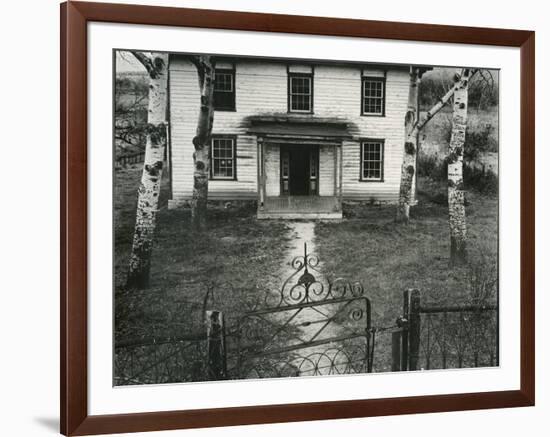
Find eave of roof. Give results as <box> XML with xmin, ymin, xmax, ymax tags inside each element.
<box><xmin>243</xmin><ymin>113</ymin><xmax>356</xmax><ymax>140</ymax></box>
<box><xmin>170</xmin><ymin>53</ymin><xmax>432</xmax><ymax>72</ymax></box>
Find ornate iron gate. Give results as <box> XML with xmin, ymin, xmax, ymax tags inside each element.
<box><xmin>236</xmin><ymin>244</ymin><xmax>373</xmax><ymax>379</ymax></box>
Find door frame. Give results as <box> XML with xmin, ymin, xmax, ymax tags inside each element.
<box><xmin>280</xmin><ymin>145</ymin><xmax>319</xmax><ymax>196</ymax></box>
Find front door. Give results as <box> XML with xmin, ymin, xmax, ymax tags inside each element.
<box><xmin>281</xmin><ymin>145</ymin><xmax>318</xmax><ymax>196</ymax></box>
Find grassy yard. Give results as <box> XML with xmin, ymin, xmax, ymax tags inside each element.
<box><xmin>114</xmin><ymin>165</ymin><xmax>291</xmax><ymax>344</ymax></box>
<box><xmin>317</xmin><ymin>178</ymin><xmax>497</xmax><ymax>315</ymax></box>
<box><xmin>315</xmin><ymin>178</ymin><xmax>498</xmax><ymax>370</ymax></box>
<box><xmin>115</xmin><ymin>165</ymin><xmax>497</xmax><ymax>374</ymax></box>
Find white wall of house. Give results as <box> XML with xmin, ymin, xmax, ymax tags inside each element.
<box><xmin>319</xmin><ymin>145</ymin><xmax>336</xmax><ymax>196</ymax></box>
<box><xmin>265</xmin><ymin>145</ymin><xmax>280</xmax><ymax>197</ymax></box>
<box><xmin>168</xmin><ymin>56</ymin><xmax>409</xmax><ymax>207</ymax></box>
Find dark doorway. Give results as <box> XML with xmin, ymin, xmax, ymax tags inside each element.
<box><xmin>281</xmin><ymin>145</ymin><xmax>318</xmax><ymax>196</ymax></box>
<box><xmin>290</xmin><ymin>147</ymin><xmax>309</xmax><ymax>195</ymax></box>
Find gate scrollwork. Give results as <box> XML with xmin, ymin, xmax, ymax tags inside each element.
<box><xmin>236</xmin><ymin>243</ymin><xmax>373</xmax><ymax>379</ymax></box>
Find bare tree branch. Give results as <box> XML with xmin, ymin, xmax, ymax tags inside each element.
<box><xmin>415</xmin><ymin>69</ymin><xmax>479</xmax><ymax>133</ymax></box>
<box><xmin>131</xmin><ymin>51</ymin><xmax>165</xmax><ymax>79</ymax></box>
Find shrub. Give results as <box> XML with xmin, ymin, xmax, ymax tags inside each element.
<box><xmin>468</xmin><ymin>76</ymin><xmax>499</xmax><ymax>111</ymax></box>
<box><xmin>419</xmin><ymin>69</ymin><xmax>498</xmax><ymax>111</ymax></box>
<box><xmin>418</xmin><ymin>155</ymin><xmax>498</xmax><ymax>196</ymax></box>
<box><xmin>463</xmin><ymin>166</ymin><xmax>498</xmax><ymax>195</ymax></box>
<box><xmin>466</xmin><ymin>248</ymin><xmax>498</xmax><ymax>305</ymax></box>
<box><xmin>419</xmin><ymin>75</ymin><xmax>454</xmax><ymax>110</ymax></box>
<box><xmin>429</xmin><ymin>191</ymin><xmax>448</xmax><ymax>205</ymax></box>
<box><xmin>464</xmin><ymin>124</ymin><xmax>498</xmax><ymax>162</ymax></box>
<box><xmin>418</xmin><ymin>155</ymin><xmax>446</xmax><ymax>181</ymax></box>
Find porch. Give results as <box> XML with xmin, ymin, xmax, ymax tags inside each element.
<box><xmin>257</xmin><ymin>195</ymin><xmax>342</xmax><ymax>220</ymax></box>
<box><xmin>246</xmin><ymin>114</ymin><xmax>351</xmax><ymax>220</ymax></box>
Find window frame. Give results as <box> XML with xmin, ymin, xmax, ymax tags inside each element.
<box><xmin>210</xmin><ymin>135</ymin><xmax>238</xmax><ymax>181</ymax></box>
<box><xmin>361</xmin><ymin>76</ymin><xmax>386</xmax><ymax>117</ymax></box>
<box><xmin>359</xmin><ymin>139</ymin><xmax>385</xmax><ymax>182</ymax></box>
<box><xmin>287</xmin><ymin>71</ymin><xmax>314</xmax><ymax>114</ymax></box>
<box><xmin>213</xmin><ymin>68</ymin><xmax>236</xmax><ymax>112</ymax></box>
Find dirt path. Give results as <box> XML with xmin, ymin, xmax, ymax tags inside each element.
<box><xmin>239</xmin><ymin>221</ymin><xmax>362</xmax><ymax>378</ymax></box>
<box><xmin>281</xmin><ymin>221</ymin><xmax>319</xmax><ymax>278</ymax></box>
<box><xmin>274</xmin><ymin>221</ymin><xmax>349</xmax><ymax>374</ymax></box>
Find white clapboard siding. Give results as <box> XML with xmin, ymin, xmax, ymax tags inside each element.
<box><xmin>314</xmin><ymin>66</ymin><xmax>408</xmax><ymax>202</ymax></box>
<box><xmin>265</xmin><ymin>145</ymin><xmax>280</xmax><ymax>196</ymax></box>
<box><xmin>168</xmin><ymin>57</ymin><xmax>408</xmax><ymax>205</ymax></box>
<box><xmin>319</xmin><ymin>145</ymin><xmax>336</xmax><ymax>196</ymax></box>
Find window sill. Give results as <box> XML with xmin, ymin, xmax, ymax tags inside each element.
<box><xmin>360</xmin><ymin>113</ymin><xmax>385</xmax><ymax>117</ymax></box>
<box><xmin>288</xmin><ymin>110</ymin><xmax>314</xmax><ymax>115</ymax></box>
<box><xmin>358</xmin><ymin>179</ymin><xmax>384</xmax><ymax>183</ymax></box>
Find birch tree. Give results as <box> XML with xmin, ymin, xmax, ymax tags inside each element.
<box><xmin>448</xmin><ymin>68</ymin><xmax>474</xmax><ymax>265</ymax></box>
<box><xmin>126</xmin><ymin>52</ymin><xmax>169</xmax><ymax>289</ymax></box>
<box><xmin>189</xmin><ymin>55</ymin><xmax>216</xmax><ymax>230</ymax></box>
<box><xmin>396</xmin><ymin>69</ymin><xmax>461</xmax><ymax>223</ymax></box>
<box><xmin>396</xmin><ymin>67</ymin><xmax>420</xmax><ymax>223</ymax></box>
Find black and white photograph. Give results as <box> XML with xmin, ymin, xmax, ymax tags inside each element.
<box><xmin>113</xmin><ymin>50</ymin><xmax>499</xmax><ymax>385</ymax></box>
<box><xmin>1</xmin><ymin>0</ymin><xmax>545</xmax><ymax>434</ymax></box>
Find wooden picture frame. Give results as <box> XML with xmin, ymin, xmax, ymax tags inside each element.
<box><xmin>60</xmin><ymin>1</ymin><xmax>535</xmax><ymax>435</ymax></box>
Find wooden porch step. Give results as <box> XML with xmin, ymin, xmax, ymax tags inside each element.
<box><xmin>258</xmin><ymin>195</ymin><xmax>342</xmax><ymax>219</ymax></box>
<box><xmin>257</xmin><ymin>211</ymin><xmax>343</xmax><ymax>220</ymax></box>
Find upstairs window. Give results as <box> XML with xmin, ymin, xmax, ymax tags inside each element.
<box><xmin>288</xmin><ymin>73</ymin><xmax>313</xmax><ymax>113</ymax></box>
<box><xmin>360</xmin><ymin>140</ymin><xmax>384</xmax><ymax>181</ymax></box>
<box><xmin>214</xmin><ymin>69</ymin><xmax>235</xmax><ymax>111</ymax></box>
<box><xmin>362</xmin><ymin>77</ymin><xmax>385</xmax><ymax>116</ymax></box>
<box><xmin>211</xmin><ymin>137</ymin><xmax>236</xmax><ymax>180</ymax></box>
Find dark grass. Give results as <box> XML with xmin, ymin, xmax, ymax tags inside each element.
<box><xmin>114</xmin><ymin>167</ymin><xmax>497</xmax><ymax>376</ymax></box>
<box><xmin>315</xmin><ymin>177</ymin><xmax>498</xmax><ymax>370</ymax></box>
<box><xmin>114</xmin><ymin>165</ymin><xmax>291</xmax><ymax>346</ymax></box>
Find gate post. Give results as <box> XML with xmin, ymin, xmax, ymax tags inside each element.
<box><xmin>408</xmin><ymin>289</ymin><xmax>421</xmax><ymax>371</ymax></box>
<box><xmin>401</xmin><ymin>289</ymin><xmax>421</xmax><ymax>371</ymax></box>
<box><xmin>391</xmin><ymin>331</ymin><xmax>402</xmax><ymax>371</ymax></box>
<box><xmin>401</xmin><ymin>290</ymin><xmax>410</xmax><ymax>370</ymax></box>
<box><xmin>205</xmin><ymin>310</ymin><xmax>227</xmax><ymax>380</ymax></box>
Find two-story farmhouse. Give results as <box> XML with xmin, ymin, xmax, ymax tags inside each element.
<box><xmin>167</xmin><ymin>55</ymin><xmax>416</xmax><ymax>219</ymax></box>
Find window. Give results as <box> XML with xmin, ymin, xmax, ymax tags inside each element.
<box><xmin>361</xmin><ymin>140</ymin><xmax>384</xmax><ymax>181</ymax></box>
<box><xmin>288</xmin><ymin>74</ymin><xmax>313</xmax><ymax>113</ymax></box>
<box><xmin>214</xmin><ymin>69</ymin><xmax>235</xmax><ymax>111</ymax></box>
<box><xmin>309</xmin><ymin>148</ymin><xmax>318</xmax><ymax>194</ymax></box>
<box><xmin>281</xmin><ymin>149</ymin><xmax>290</xmax><ymax>194</ymax></box>
<box><xmin>362</xmin><ymin>78</ymin><xmax>385</xmax><ymax>115</ymax></box>
<box><xmin>211</xmin><ymin>137</ymin><xmax>236</xmax><ymax>180</ymax></box>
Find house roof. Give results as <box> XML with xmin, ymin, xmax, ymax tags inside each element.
<box><xmin>170</xmin><ymin>53</ymin><xmax>432</xmax><ymax>74</ymax></box>
<box><xmin>243</xmin><ymin>114</ymin><xmax>356</xmax><ymax>143</ymax></box>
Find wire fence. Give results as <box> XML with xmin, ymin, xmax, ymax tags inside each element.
<box><xmin>114</xmin><ymin>334</ymin><xmax>206</xmax><ymax>386</ymax></box>
<box><xmin>417</xmin><ymin>304</ymin><xmax>498</xmax><ymax>370</ymax></box>
<box><xmin>115</xmin><ymin>151</ymin><xmax>145</xmax><ymax>168</ymax></box>
<box><xmin>114</xmin><ymin>288</ymin><xmax>499</xmax><ymax>385</ymax></box>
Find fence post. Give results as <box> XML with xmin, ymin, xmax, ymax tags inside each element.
<box><xmin>391</xmin><ymin>331</ymin><xmax>402</xmax><ymax>371</ymax></box>
<box><xmin>401</xmin><ymin>290</ymin><xmax>410</xmax><ymax>370</ymax></box>
<box><xmin>408</xmin><ymin>289</ymin><xmax>421</xmax><ymax>371</ymax></box>
<box><xmin>205</xmin><ymin>310</ymin><xmax>227</xmax><ymax>380</ymax></box>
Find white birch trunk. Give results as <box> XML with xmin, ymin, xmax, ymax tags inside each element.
<box><xmin>396</xmin><ymin>71</ymin><xmax>462</xmax><ymax>223</ymax></box>
<box><xmin>396</xmin><ymin>68</ymin><xmax>420</xmax><ymax>223</ymax></box>
<box><xmin>190</xmin><ymin>55</ymin><xmax>215</xmax><ymax>230</ymax></box>
<box><xmin>448</xmin><ymin>68</ymin><xmax>472</xmax><ymax>265</ymax></box>
<box><xmin>126</xmin><ymin>52</ymin><xmax>169</xmax><ymax>289</ymax></box>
